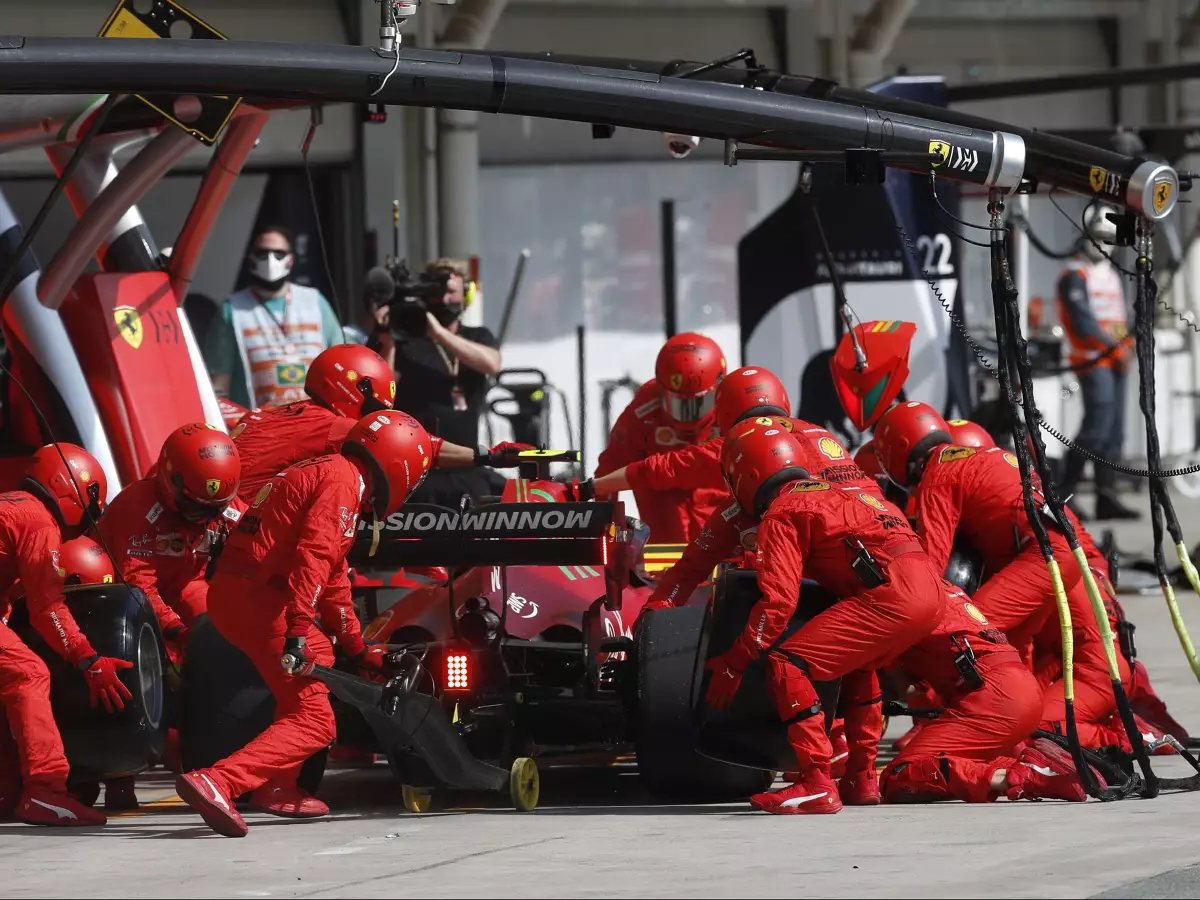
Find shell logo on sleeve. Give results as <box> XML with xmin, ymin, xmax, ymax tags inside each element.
<box><xmin>818</xmin><ymin>437</ymin><xmax>846</xmax><ymax>460</ymax></box>
<box><xmin>1003</xmin><ymin>452</ymin><xmax>1020</xmax><ymax>468</ymax></box>
<box><xmin>964</xmin><ymin>602</ymin><xmax>989</xmax><ymax>625</ymax></box>
<box><xmin>858</xmin><ymin>493</ymin><xmax>886</xmax><ymax>511</ymax></box>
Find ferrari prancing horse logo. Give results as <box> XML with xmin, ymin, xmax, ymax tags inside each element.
<box><xmin>114</xmin><ymin>306</ymin><xmax>143</xmax><ymax>350</ymax></box>
<box><xmin>205</xmin><ymin>479</ymin><xmax>222</xmax><ymax>498</ymax></box>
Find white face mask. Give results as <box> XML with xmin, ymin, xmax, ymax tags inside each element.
<box><xmin>248</xmin><ymin>249</ymin><xmax>293</xmax><ymax>284</ymax></box>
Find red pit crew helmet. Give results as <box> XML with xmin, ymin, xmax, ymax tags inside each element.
<box><xmin>946</xmin><ymin>418</ymin><xmax>996</xmax><ymax>450</ymax></box>
<box><xmin>655</xmin><ymin>332</ymin><xmax>726</xmax><ymax>427</ymax></box>
<box><xmin>157</xmin><ymin>424</ymin><xmax>241</xmax><ymax>524</ymax></box>
<box><xmin>874</xmin><ymin>401</ymin><xmax>952</xmax><ymax>487</ymax></box>
<box><xmin>342</xmin><ymin>411</ymin><xmax>432</xmax><ymax>519</ymax></box>
<box><xmin>720</xmin><ymin>417</ymin><xmax>813</xmax><ymax>518</ymax></box>
<box><xmin>22</xmin><ymin>443</ymin><xmax>107</xmax><ymax>530</ymax></box>
<box><xmin>713</xmin><ymin>366</ymin><xmax>791</xmax><ymax>436</ymax></box>
<box><xmin>58</xmin><ymin>536</ymin><xmax>116</xmax><ymax>586</ymax></box>
<box><xmin>306</xmin><ymin>344</ymin><xmax>397</xmax><ymax>418</ymax></box>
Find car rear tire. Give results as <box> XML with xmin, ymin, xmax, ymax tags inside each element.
<box><xmin>179</xmin><ymin>614</ymin><xmax>326</xmax><ymax>795</ymax></box>
<box><xmin>635</xmin><ymin>606</ymin><xmax>772</xmax><ymax>801</ymax></box>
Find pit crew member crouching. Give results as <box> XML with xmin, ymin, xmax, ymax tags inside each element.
<box><xmin>176</xmin><ymin>412</ymin><xmax>432</xmax><ymax>838</ymax></box>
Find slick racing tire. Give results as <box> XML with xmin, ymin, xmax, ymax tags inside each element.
<box><xmin>9</xmin><ymin>584</ymin><xmax>168</xmax><ymax>783</ymax></box>
<box><xmin>635</xmin><ymin>606</ymin><xmax>772</xmax><ymax>801</ymax></box>
<box><xmin>179</xmin><ymin>614</ymin><xmax>326</xmax><ymax>796</ymax></box>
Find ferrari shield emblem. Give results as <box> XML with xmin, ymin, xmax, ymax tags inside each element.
<box><xmin>1089</xmin><ymin>167</ymin><xmax>1107</xmax><ymax>193</ymax></box>
<box><xmin>928</xmin><ymin>140</ymin><xmax>950</xmax><ymax>168</ymax></box>
<box><xmin>205</xmin><ymin>479</ymin><xmax>222</xmax><ymax>498</ymax></box>
<box><xmin>113</xmin><ymin>306</ymin><xmax>143</xmax><ymax>349</ymax></box>
<box><xmin>669</xmin><ymin>372</ymin><xmax>684</xmax><ymax>391</ymax></box>
<box><xmin>1154</xmin><ymin>181</ymin><xmax>1173</xmax><ymax>216</ymax></box>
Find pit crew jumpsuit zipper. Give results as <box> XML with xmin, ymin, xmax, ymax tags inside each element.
<box><xmin>196</xmin><ymin>454</ymin><xmax>370</xmax><ymax>800</ymax></box>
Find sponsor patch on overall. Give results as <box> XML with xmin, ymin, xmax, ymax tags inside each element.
<box><xmin>1003</xmin><ymin>452</ymin><xmax>1020</xmax><ymax>468</ymax></box>
<box><xmin>789</xmin><ymin>480</ymin><xmax>831</xmax><ymax>493</ymax></box>
<box><xmin>818</xmin><ymin>437</ymin><xmax>846</xmax><ymax>459</ymax></box>
<box><xmin>964</xmin><ymin>602</ymin><xmax>989</xmax><ymax>625</ymax></box>
<box><xmin>938</xmin><ymin>446</ymin><xmax>976</xmax><ymax>463</ymax></box>
<box><xmin>858</xmin><ymin>493</ymin><xmax>886</xmax><ymax>510</ymax></box>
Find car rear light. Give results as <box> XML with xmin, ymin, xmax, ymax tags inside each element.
<box><xmin>446</xmin><ymin>652</ymin><xmax>470</xmax><ymax>691</ymax></box>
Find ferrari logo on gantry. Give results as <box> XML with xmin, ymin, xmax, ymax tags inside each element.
<box><xmin>928</xmin><ymin>140</ymin><xmax>950</xmax><ymax>168</ymax></box>
<box><xmin>113</xmin><ymin>306</ymin><xmax>143</xmax><ymax>350</ymax></box>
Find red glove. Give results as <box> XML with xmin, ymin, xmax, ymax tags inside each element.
<box><xmin>566</xmin><ymin>479</ymin><xmax>596</xmax><ymax>502</ymax></box>
<box><xmin>81</xmin><ymin>655</ymin><xmax>134</xmax><ymax>713</ymax></box>
<box><xmin>356</xmin><ymin>645</ymin><xmax>388</xmax><ymax>676</ymax></box>
<box><xmin>163</xmin><ymin>625</ymin><xmax>189</xmax><ymax>667</ymax></box>
<box><xmin>633</xmin><ymin>599</ymin><xmax>673</xmax><ymax>633</ymax></box>
<box><xmin>704</xmin><ymin>655</ymin><xmax>746</xmax><ymax>710</ymax></box>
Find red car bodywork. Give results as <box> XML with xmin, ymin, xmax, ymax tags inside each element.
<box><xmin>360</xmin><ymin>477</ymin><xmax>672</xmax><ymax>647</ymax></box>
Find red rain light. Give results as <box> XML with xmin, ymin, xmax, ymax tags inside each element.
<box><xmin>446</xmin><ymin>652</ymin><xmax>470</xmax><ymax>691</ymax></box>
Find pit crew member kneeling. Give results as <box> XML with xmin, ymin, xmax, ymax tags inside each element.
<box><xmin>707</xmin><ymin>421</ymin><xmax>944</xmax><ymax>814</ymax></box>
<box><xmin>176</xmin><ymin>412</ymin><xmax>432</xmax><ymax>838</ymax></box>
<box><xmin>0</xmin><ymin>445</ymin><xmax>118</xmax><ymax>826</ymax></box>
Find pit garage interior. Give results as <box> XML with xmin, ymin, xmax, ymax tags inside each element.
<box><xmin>3</xmin><ymin>1</ymin><xmax>1200</xmax><ymax>897</ymax></box>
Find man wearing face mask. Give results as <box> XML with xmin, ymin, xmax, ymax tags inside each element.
<box><xmin>371</xmin><ymin>258</ymin><xmax>503</xmax><ymax>506</ymax></box>
<box><xmin>1055</xmin><ymin>204</ymin><xmax>1137</xmax><ymax>521</ymax></box>
<box><xmin>204</xmin><ymin>226</ymin><xmax>346</xmax><ymax>410</ymax></box>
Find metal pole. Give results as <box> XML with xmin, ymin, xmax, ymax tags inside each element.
<box><xmin>577</xmin><ymin>323</ymin><xmax>587</xmax><ymax>471</ymax></box>
<box><xmin>661</xmin><ymin>199</ymin><xmax>678</xmax><ymax>339</ymax></box>
<box><xmin>170</xmin><ymin>110</ymin><xmax>268</xmax><ymax>303</ymax></box>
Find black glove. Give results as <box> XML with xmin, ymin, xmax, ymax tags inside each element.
<box><xmin>281</xmin><ymin>635</ymin><xmax>312</xmax><ymax>675</ymax></box>
<box><xmin>570</xmin><ymin>478</ymin><xmax>596</xmax><ymax>502</ymax></box>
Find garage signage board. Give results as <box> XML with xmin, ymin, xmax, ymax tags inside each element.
<box><xmin>99</xmin><ymin>0</ymin><xmax>241</xmax><ymax>145</ymax></box>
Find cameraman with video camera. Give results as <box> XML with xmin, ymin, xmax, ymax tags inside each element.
<box><xmin>369</xmin><ymin>258</ymin><xmax>507</xmax><ymax>506</ymax></box>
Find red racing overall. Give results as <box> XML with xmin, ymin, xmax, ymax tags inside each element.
<box><xmin>199</xmin><ymin>454</ymin><xmax>370</xmax><ymax>799</ymax></box>
<box><xmin>913</xmin><ymin>445</ymin><xmax>1082</xmax><ymax>652</ymax></box>
<box><xmin>232</xmin><ymin>401</ymin><xmax>445</xmax><ymax>504</ymax></box>
<box><xmin>880</xmin><ymin>594</ymin><xmax>1043</xmax><ymax>803</ymax></box>
<box><xmin>0</xmin><ymin>493</ymin><xmax>99</xmax><ymax>807</ymax></box>
<box><xmin>725</xmin><ymin>481</ymin><xmax>944</xmax><ymax>780</ymax></box>
<box><xmin>595</xmin><ymin>380</ymin><xmax>724</xmax><ymax>544</ymax></box>
<box><xmin>97</xmin><ymin>477</ymin><xmax>246</xmax><ymax>628</ymax></box>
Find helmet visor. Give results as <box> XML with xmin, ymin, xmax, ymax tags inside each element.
<box><xmin>665</xmin><ymin>390</ymin><xmax>716</xmax><ymax>424</ymax></box>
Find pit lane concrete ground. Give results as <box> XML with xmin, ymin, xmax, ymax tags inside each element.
<box><xmin>5</xmin><ymin>491</ymin><xmax>1200</xmax><ymax>899</ymax></box>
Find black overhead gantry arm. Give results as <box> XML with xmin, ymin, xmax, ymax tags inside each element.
<box><xmin>0</xmin><ymin>36</ymin><xmax>1024</xmax><ymax>192</ymax></box>
<box><xmin>493</xmin><ymin>51</ymin><xmax>1183</xmax><ymax>221</ymax></box>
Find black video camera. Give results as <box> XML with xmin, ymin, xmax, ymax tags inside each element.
<box><xmin>370</xmin><ymin>260</ymin><xmax>451</xmax><ymax>339</ymax></box>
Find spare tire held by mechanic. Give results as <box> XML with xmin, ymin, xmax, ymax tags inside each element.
<box><xmin>704</xmin><ymin>420</ymin><xmax>944</xmax><ymax>816</ymax></box>
<box><xmin>0</xmin><ymin>444</ymin><xmax>112</xmax><ymax>826</ymax></box>
<box><xmin>175</xmin><ymin>411</ymin><xmax>432</xmax><ymax>838</ymax></box>
<box><xmin>231</xmin><ymin>343</ymin><xmax>521</xmax><ymax>509</ymax></box>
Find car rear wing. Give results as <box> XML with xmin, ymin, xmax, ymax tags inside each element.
<box><xmin>350</xmin><ymin>499</ymin><xmax>633</xmax><ymax>608</ymax></box>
